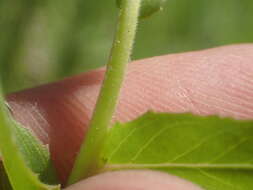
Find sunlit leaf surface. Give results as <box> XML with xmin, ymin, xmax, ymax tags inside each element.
<box><xmin>104</xmin><ymin>112</ymin><xmax>253</xmax><ymax>190</ymax></box>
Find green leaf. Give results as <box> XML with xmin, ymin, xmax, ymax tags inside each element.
<box><xmin>116</xmin><ymin>0</ymin><xmax>166</xmax><ymax>19</ymax></box>
<box><xmin>0</xmin><ymin>120</ymin><xmax>59</xmax><ymax>190</ymax></box>
<box><xmin>103</xmin><ymin>112</ymin><xmax>253</xmax><ymax>190</ymax></box>
<box><xmin>12</xmin><ymin>120</ymin><xmax>59</xmax><ymax>185</ymax></box>
<box><xmin>0</xmin><ymin>93</ymin><xmax>60</xmax><ymax>190</ymax></box>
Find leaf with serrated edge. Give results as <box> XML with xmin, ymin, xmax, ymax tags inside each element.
<box><xmin>11</xmin><ymin>120</ymin><xmax>58</xmax><ymax>185</ymax></box>
<box><xmin>0</xmin><ymin>94</ymin><xmax>60</xmax><ymax>190</ymax></box>
<box><xmin>103</xmin><ymin>112</ymin><xmax>253</xmax><ymax>190</ymax></box>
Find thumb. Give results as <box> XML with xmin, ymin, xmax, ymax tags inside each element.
<box><xmin>6</xmin><ymin>44</ymin><xmax>253</xmax><ymax>184</ymax></box>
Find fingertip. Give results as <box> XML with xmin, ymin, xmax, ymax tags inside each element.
<box><xmin>6</xmin><ymin>44</ymin><xmax>253</xmax><ymax>184</ymax></box>
<box><xmin>115</xmin><ymin>44</ymin><xmax>253</xmax><ymax>121</ymax></box>
<box><xmin>64</xmin><ymin>170</ymin><xmax>203</xmax><ymax>190</ymax></box>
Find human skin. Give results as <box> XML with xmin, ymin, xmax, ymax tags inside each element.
<box><xmin>6</xmin><ymin>44</ymin><xmax>253</xmax><ymax>189</ymax></box>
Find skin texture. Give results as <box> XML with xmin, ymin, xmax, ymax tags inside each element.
<box><xmin>6</xmin><ymin>44</ymin><xmax>253</xmax><ymax>189</ymax></box>
<box><xmin>65</xmin><ymin>170</ymin><xmax>202</xmax><ymax>190</ymax></box>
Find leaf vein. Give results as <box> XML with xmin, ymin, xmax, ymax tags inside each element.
<box><xmin>130</xmin><ymin>121</ymin><xmax>197</xmax><ymax>162</ymax></box>
<box><xmin>210</xmin><ymin>136</ymin><xmax>251</xmax><ymax>163</ymax></box>
<box><xmin>108</xmin><ymin>118</ymin><xmax>159</xmax><ymax>161</ymax></box>
<box><xmin>199</xmin><ymin>169</ymin><xmax>241</xmax><ymax>190</ymax></box>
<box><xmin>169</xmin><ymin>130</ymin><xmax>226</xmax><ymax>163</ymax></box>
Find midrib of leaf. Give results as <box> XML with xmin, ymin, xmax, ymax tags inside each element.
<box><xmin>105</xmin><ymin>163</ymin><xmax>253</xmax><ymax>170</ymax></box>
<box><xmin>105</xmin><ymin>135</ymin><xmax>253</xmax><ymax>171</ymax></box>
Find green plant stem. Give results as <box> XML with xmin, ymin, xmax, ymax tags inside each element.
<box><xmin>67</xmin><ymin>0</ymin><xmax>141</xmax><ymax>185</ymax></box>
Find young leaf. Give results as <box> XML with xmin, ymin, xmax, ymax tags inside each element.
<box><xmin>116</xmin><ymin>0</ymin><xmax>166</xmax><ymax>19</ymax></box>
<box><xmin>11</xmin><ymin>120</ymin><xmax>59</xmax><ymax>185</ymax></box>
<box><xmin>0</xmin><ymin>93</ymin><xmax>60</xmax><ymax>190</ymax></box>
<box><xmin>103</xmin><ymin>112</ymin><xmax>253</xmax><ymax>190</ymax></box>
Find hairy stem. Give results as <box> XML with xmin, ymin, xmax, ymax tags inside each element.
<box><xmin>67</xmin><ymin>0</ymin><xmax>141</xmax><ymax>185</ymax></box>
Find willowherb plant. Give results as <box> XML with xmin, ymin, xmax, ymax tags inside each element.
<box><xmin>0</xmin><ymin>0</ymin><xmax>253</xmax><ymax>190</ymax></box>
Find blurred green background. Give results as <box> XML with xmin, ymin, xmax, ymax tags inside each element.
<box><xmin>1</xmin><ymin>0</ymin><xmax>253</xmax><ymax>93</ymax></box>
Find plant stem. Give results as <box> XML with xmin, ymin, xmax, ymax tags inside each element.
<box><xmin>67</xmin><ymin>0</ymin><xmax>141</xmax><ymax>185</ymax></box>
